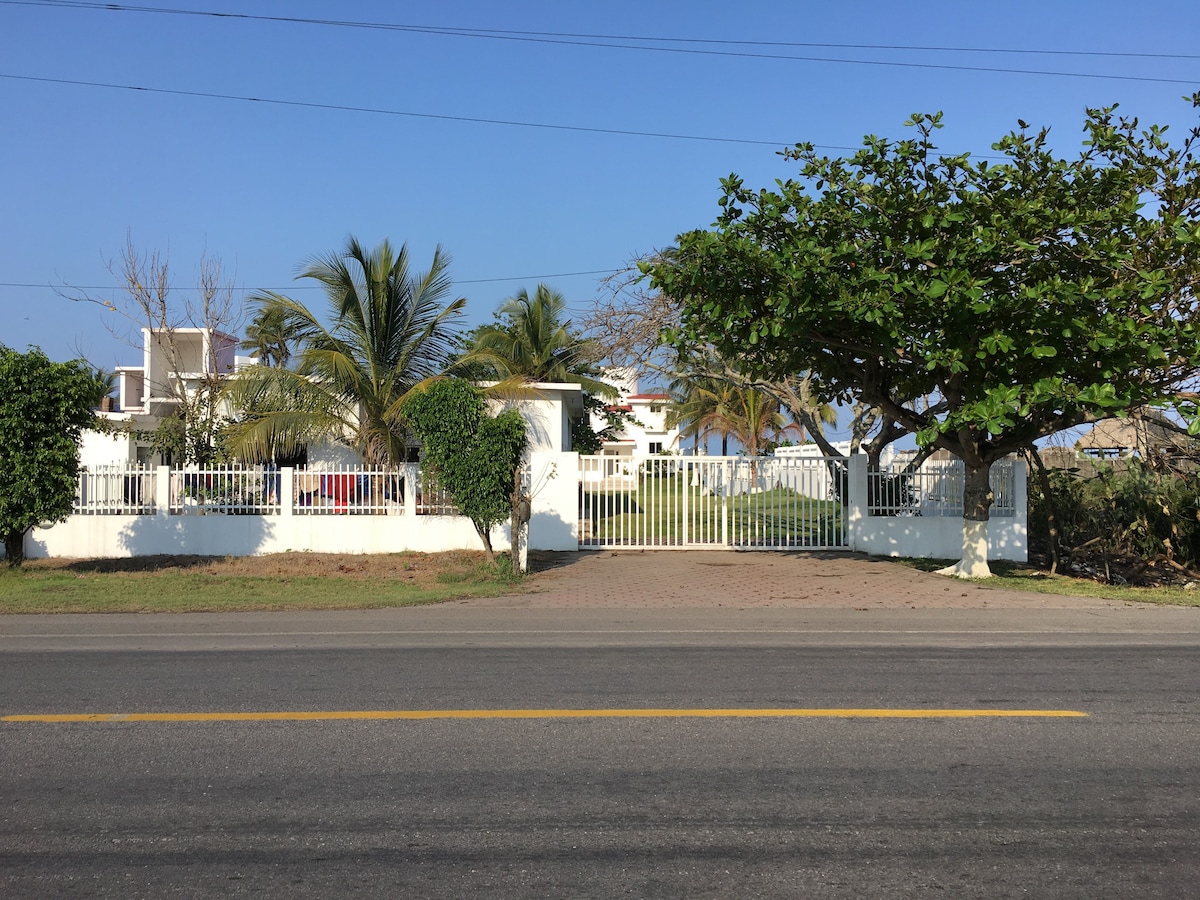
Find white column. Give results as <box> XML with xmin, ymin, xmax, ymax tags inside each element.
<box><xmin>846</xmin><ymin>455</ymin><xmax>867</xmax><ymax>552</ymax></box>
<box><xmin>280</xmin><ymin>467</ymin><xmax>294</xmax><ymax>517</ymax></box>
<box><xmin>403</xmin><ymin>463</ymin><xmax>418</xmax><ymax>517</ymax></box>
<box><xmin>156</xmin><ymin>465</ymin><xmax>171</xmax><ymax>517</ymax></box>
<box><xmin>528</xmin><ymin>451</ymin><xmax>579</xmax><ymax>550</ymax></box>
<box><xmin>1012</xmin><ymin>459</ymin><xmax>1028</xmax><ymax>562</ymax></box>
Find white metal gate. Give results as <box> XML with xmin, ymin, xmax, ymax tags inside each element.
<box><xmin>578</xmin><ymin>455</ymin><xmax>847</xmax><ymax>550</ymax></box>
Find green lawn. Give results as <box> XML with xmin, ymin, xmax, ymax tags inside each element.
<box><xmin>0</xmin><ymin>553</ymin><xmax>524</xmax><ymax>614</ymax></box>
<box><xmin>584</xmin><ymin>480</ymin><xmax>844</xmax><ymax>547</ymax></box>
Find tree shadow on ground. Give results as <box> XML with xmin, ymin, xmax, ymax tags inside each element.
<box><xmin>54</xmin><ymin>555</ymin><xmax>225</xmax><ymax>574</ymax></box>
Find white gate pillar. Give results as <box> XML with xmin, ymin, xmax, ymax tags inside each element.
<box><xmin>846</xmin><ymin>455</ymin><xmax>868</xmax><ymax>552</ymax></box>
<box><xmin>155</xmin><ymin>465</ymin><xmax>171</xmax><ymax>517</ymax></box>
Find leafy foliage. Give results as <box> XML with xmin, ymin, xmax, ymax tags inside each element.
<box><xmin>570</xmin><ymin>394</ymin><xmax>635</xmax><ymax>455</ymax></box>
<box><xmin>226</xmin><ymin>236</ymin><xmax>465</xmax><ymax>466</ymax></box>
<box><xmin>0</xmin><ymin>347</ymin><xmax>100</xmax><ymax>565</ymax></box>
<box><xmin>452</xmin><ymin>284</ymin><xmax>611</xmax><ymax>392</ymax></box>
<box><xmin>652</xmin><ymin>105</ymin><xmax>1200</xmax><ymax>466</ymax></box>
<box><xmin>1030</xmin><ymin>460</ymin><xmax>1200</xmax><ymax>575</ymax></box>
<box><xmin>648</xmin><ymin>102</ymin><xmax>1200</xmax><ymax>571</ymax></box>
<box><xmin>400</xmin><ymin>379</ymin><xmax>527</xmax><ymax>566</ymax></box>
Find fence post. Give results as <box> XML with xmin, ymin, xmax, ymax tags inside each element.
<box><xmin>156</xmin><ymin>466</ymin><xmax>171</xmax><ymax>517</ymax></box>
<box><xmin>280</xmin><ymin>467</ymin><xmax>294</xmax><ymax>517</ymax></box>
<box><xmin>404</xmin><ymin>463</ymin><xmax>418</xmax><ymax>517</ymax></box>
<box><xmin>1013</xmin><ymin>458</ymin><xmax>1028</xmax><ymax>562</ymax></box>
<box><xmin>846</xmin><ymin>455</ymin><xmax>867</xmax><ymax>552</ymax></box>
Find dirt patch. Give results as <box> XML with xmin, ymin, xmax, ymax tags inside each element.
<box><xmin>21</xmin><ymin>551</ymin><xmax>498</xmax><ymax>583</ymax></box>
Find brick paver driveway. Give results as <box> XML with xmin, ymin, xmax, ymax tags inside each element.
<box><xmin>459</xmin><ymin>550</ymin><xmax>1138</xmax><ymax>610</ymax></box>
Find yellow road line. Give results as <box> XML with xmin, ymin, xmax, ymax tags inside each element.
<box><xmin>2</xmin><ymin>708</ymin><xmax>1088</xmax><ymax>723</ymax></box>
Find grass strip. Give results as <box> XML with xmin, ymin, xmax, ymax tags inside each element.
<box><xmin>0</xmin><ymin>555</ymin><xmax>523</xmax><ymax>613</ymax></box>
<box><xmin>894</xmin><ymin>559</ymin><xmax>1200</xmax><ymax>607</ymax></box>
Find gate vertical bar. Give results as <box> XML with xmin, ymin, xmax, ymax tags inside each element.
<box><xmin>680</xmin><ymin>458</ymin><xmax>689</xmax><ymax>547</ymax></box>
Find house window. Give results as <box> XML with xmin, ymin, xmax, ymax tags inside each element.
<box><xmin>649</xmin><ymin>404</ymin><xmax>663</xmax><ymax>414</ymax></box>
<box><xmin>648</xmin><ymin>441</ymin><xmax>664</xmax><ymax>455</ymax></box>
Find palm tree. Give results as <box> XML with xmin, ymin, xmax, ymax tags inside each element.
<box><xmin>682</xmin><ymin>384</ymin><xmax>800</xmax><ymax>458</ymax></box>
<box><xmin>453</xmin><ymin>284</ymin><xmax>613</xmax><ymax>396</ymax></box>
<box><xmin>721</xmin><ymin>386</ymin><xmax>803</xmax><ymax>458</ymax></box>
<box><xmin>670</xmin><ymin>367</ymin><xmax>837</xmax><ymax>457</ymax></box>
<box><xmin>240</xmin><ymin>304</ymin><xmax>293</xmax><ymax>369</ymax></box>
<box><xmin>225</xmin><ymin>237</ymin><xmax>465</xmax><ymax>466</ymax></box>
<box><xmin>667</xmin><ymin>372</ymin><xmax>738</xmax><ymax>455</ymax></box>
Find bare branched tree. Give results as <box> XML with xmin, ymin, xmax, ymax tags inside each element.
<box><xmin>60</xmin><ymin>234</ymin><xmax>244</xmax><ymax>463</ymax></box>
<box><xmin>585</xmin><ymin>254</ymin><xmax>923</xmax><ymax>468</ymax></box>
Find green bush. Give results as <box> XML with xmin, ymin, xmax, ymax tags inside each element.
<box><xmin>1029</xmin><ymin>459</ymin><xmax>1200</xmax><ymax>568</ymax></box>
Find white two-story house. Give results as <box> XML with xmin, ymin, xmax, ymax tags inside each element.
<box><xmin>590</xmin><ymin>367</ymin><xmax>682</xmax><ymax>457</ymax></box>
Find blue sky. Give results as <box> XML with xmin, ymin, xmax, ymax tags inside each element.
<box><xmin>2</xmin><ymin>0</ymin><xmax>1197</xmax><ymax>434</ymax></box>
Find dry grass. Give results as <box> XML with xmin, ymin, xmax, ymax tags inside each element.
<box><xmin>18</xmin><ymin>551</ymin><xmax>483</xmax><ymax>580</ymax></box>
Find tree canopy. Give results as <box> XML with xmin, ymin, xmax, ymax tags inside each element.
<box><xmin>647</xmin><ymin>101</ymin><xmax>1200</xmax><ymax>575</ymax></box>
<box><xmin>399</xmin><ymin>378</ymin><xmax>527</xmax><ymax>569</ymax></box>
<box><xmin>0</xmin><ymin>346</ymin><xmax>100</xmax><ymax>565</ymax></box>
<box><xmin>226</xmin><ymin>236</ymin><xmax>465</xmax><ymax>467</ymax></box>
<box><xmin>453</xmin><ymin>283</ymin><xmax>613</xmax><ymax>395</ymax></box>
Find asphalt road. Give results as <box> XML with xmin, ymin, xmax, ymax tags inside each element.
<box><xmin>2</xmin><ymin>611</ymin><xmax>1198</xmax><ymax>898</ymax></box>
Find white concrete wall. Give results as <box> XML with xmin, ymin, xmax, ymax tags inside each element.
<box><xmin>845</xmin><ymin>455</ymin><xmax>1027</xmax><ymax>561</ymax></box>
<box><xmin>26</xmin><ymin>511</ymin><xmax>493</xmax><ymax>559</ymax></box>
<box><xmin>23</xmin><ymin>452</ymin><xmax>1026</xmax><ymax>563</ymax></box>
<box><xmin>26</xmin><ymin>453</ymin><xmax>585</xmax><ymax>561</ymax></box>
<box><xmin>79</xmin><ymin>428</ymin><xmax>137</xmax><ymax>467</ymax></box>
<box><xmin>527</xmin><ymin>451</ymin><xmax>579</xmax><ymax>551</ymax></box>
<box><xmin>490</xmin><ymin>396</ymin><xmax>563</xmax><ymax>453</ymax></box>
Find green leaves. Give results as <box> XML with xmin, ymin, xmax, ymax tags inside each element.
<box><xmin>400</xmin><ymin>379</ymin><xmax>527</xmax><ymax>561</ymax></box>
<box><xmin>647</xmin><ymin>100</ymin><xmax>1200</xmax><ymax>483</ymax></box>
<box><xmin>230</xmin><ymin>237</ymin><xmax>466</xmax><ymax>467</ymax></box>
<box><xmin>0</xmin><ymin>346</ymin><xmax>99</xmax><ymax>565</ymax></box>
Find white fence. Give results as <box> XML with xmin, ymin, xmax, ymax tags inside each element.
<box><xmin>76</xmin><ymin>464</ymin><xmax>158</xmax><ymax>515</ymax></box>
<box><xmin>27</xmin><ymin>463</ymin><xmax>482</xmax><ymax>560</ymax></box>
<box><xmin>22</xmin><ymin>452</ymin><xmax>1026</xmax><ymax>561</ymax></box>
<box><xmin>72</xmin><ymin>464</ymin><xmax>458</xmax><ymax>518</ymax></box>
<box><xmin>866</xmin><ymin>459</ymin><xmax>1017</xmax><ymax>518</ymax></box>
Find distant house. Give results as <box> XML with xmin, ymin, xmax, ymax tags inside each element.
<box><xmin>590</xmin><ymin>367</ymin><xmax>682</xmax><ymax>456</ymax></box>
<box><xmin>82</xmin><ymin>327</ymin><xmax>254</xmax><ymax>468</ymax></box>
<box><xmin>1073</xmin><ymin>414</ymin><xmax>1192</xmax><ymax>460</ymax></box>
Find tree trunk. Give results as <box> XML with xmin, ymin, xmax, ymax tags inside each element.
<box><xmin>511</xmin><ymin>464</ymin><xmax>529</xmax><ymax>576</ymax></box>
<box><xmin>475</xmin><ymin>523</ymin><xmax>494</xmax><ymax>564</ymax></box>
<box><xmin>1023</xmin><ymin>444</ymin><xmax>1060</xmax><ymax>575</ymax></box>
<box><xmin>3</xmin><ymin>529</ymin><xmax>25</xmax><ymax>567</ymax></box>
<box><xmin>937</xmin><ymin>460</ymin><xmax>994</xmax><ymax>578</ymax></box>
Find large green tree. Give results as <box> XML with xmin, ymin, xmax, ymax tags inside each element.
<box><xmin>226</xmin><ymin>237</ymin><xmax>465</xmax><ymax>466</ymax></box>
<box><xmin>0</xmin><ymin>347</ymin><xmax>100</xmax><ymax>566</ymax></box>
<box><xmin>400</xmin><ymin>378</ymin><xmax>527</xmax><ymax>571</ymax></box>
<box><xmin>648</xmin><ymin>102</ymin><xmax>1200</xmax><ymax>576</ymax></box>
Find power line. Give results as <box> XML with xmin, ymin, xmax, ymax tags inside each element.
<box><xmin>11</xmin><ymin>1</ymin><xmax>1200</xmax><ymax>62</ymax></box>
<box><xmin>0</xmin><ymin>72</ymin><xmax>1032</xmax><ymax>160</ymax></box>
<box><xmin>5</xmin><ymin>0</ymin><xmax>1197</xmax><ymax>83</ymax></box>
<box><xmin>0</xmin><ymin>270</ymin><xmax>618</xmax><ymax>293</ymax></box>
<box><xmin>0</xmin><ymin>73</ymin><xmax>841</xmax><ymax>149</ymax></box>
